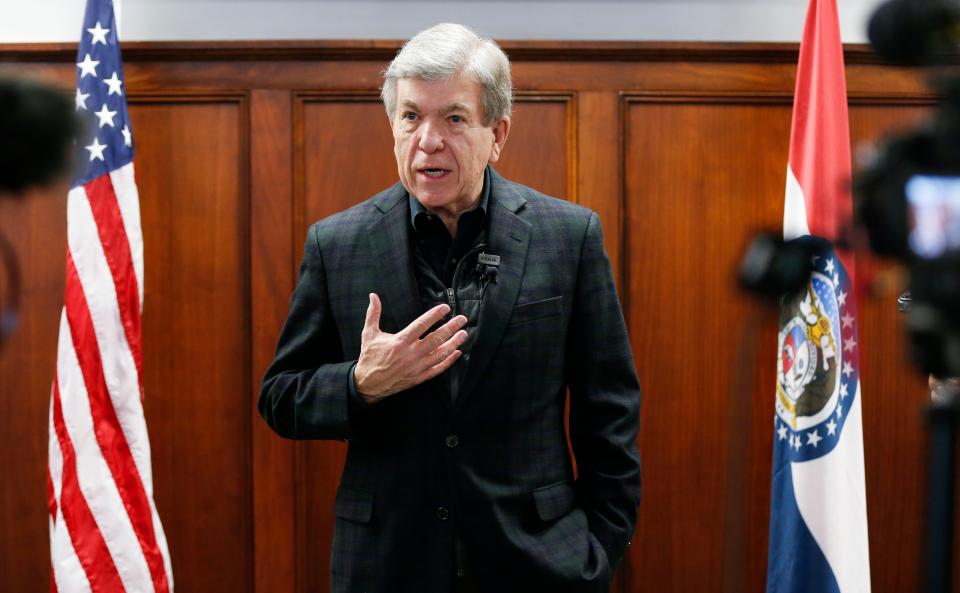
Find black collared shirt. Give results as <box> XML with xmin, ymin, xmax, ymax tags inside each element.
<box><xmin>409</xmin><ymin>167</ymin><xmax>490</xmax><ymax>286</ymax></box>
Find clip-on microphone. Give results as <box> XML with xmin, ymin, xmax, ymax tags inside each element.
<box><xmin>476</xmin><ymin>252</ymin><xmax>500</xmax><ymax>282</ymax></box>
<box><xmin>477</xmin><ymin>252</ymin><xmax>500</xmax><ymax>300</ymax></box>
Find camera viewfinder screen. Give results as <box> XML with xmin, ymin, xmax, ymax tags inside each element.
<box><xmin>904</xmin><ymin>175</ymin><xmax>960</xmax><ymax>259</ymax></box>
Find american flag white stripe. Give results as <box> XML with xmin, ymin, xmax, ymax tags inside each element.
<box><xmin>108</xmin><ymin>164</ymin><xmax>144</xmax><ymax>308</ymax></box>
<box><xmin>55</xmin><ymin>309</ymin><xmax>154</xmax><ymax>593</ymax></box>
<box><xmin>50</xmin><ymin>503</ymin><xmax>92</xmax><ymax>593</ymax></box>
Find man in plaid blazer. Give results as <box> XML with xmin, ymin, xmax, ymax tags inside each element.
<box><xmin>259</xmin><ymin>23</ymin><xmax>641</xmax><ymax>593</ymax></box>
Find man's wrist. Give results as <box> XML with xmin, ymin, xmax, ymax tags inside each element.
<box><xmin>349</xmin><ymin>362</ymin><xmax>379</xmax><ymax>406</ymax></box>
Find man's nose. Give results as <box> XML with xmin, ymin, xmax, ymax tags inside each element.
<box><xmin>418</xmin><ymin>122</ymin><xmax>444</xmax><ymax>153</ymax></box>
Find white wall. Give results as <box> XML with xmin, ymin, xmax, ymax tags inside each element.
<box><xmin>1</xmin><ymin>0</ymin><xmax>887</xmax><ymax>43</ymax></box>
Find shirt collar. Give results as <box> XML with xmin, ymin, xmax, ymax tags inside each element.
<box><xmin>409</xmin><ymin>166</ymin><xmax>490</xmax><ymax>229</ymax></box>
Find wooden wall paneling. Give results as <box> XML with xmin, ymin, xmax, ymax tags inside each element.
<box><xmin>496</xmin><ymin>92</ymin><xmax>576</xmax><ymax>201</ymax></box>
<box><xmin>131</xmin><ymin>93</ymin><xmax>253</xmax><ymax>593</ymax></box>
<box><xmin>295</xmin><ymin>92</ymin><xmax>398</xmax><ymax>232</ymax></box>
<box><xmin>577</xmin><ymin>91</ymin><xmax>623</xmax><ymax>289</ymax></box>
<box><xmin>622</xmin><ymin>93</ymin><xmax>793</xmax><ymax>593</ymax></box>
<box><xmin>250</xmin><ymin>89</ymin><xmax>297</xmax><ymax>593</ymax></box>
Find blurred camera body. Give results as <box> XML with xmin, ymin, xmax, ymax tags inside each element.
<box><xmin>856</xmin><ymin>0</ymin><xmax>960</xmax><ymax>376</ymax></box>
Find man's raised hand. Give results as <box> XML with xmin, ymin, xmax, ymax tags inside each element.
<box><xmin>353</xmin><ymin>293</ymin><xmax>468</xmax><ymax>404</ymax></box>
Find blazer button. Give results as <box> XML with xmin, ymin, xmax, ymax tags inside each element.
<box><xmin>436</xmin><ymin>506</ymin><xmax>450</xmax><ymax>520</ymax></box>
<box><xmin>445</xmin><ymin>434</ymin><xmax>459</xmax><ymax>448</ymax></box>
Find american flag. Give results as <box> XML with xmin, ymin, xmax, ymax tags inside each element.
<box><xmin>48</xmin><ymin>0</ymin><xmax>174</xmax><ymax>591</ymax></box>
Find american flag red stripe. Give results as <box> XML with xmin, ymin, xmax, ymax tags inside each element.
<box><xmin>49</xmin><ymin>0</ymin><xmax>172</xmax><ymax>590</ymax></box>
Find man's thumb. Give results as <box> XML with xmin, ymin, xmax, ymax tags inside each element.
<box><xmin>364</xmin><ymin>293</ymin><xmax>381</xmax><ymax>331</ymax></box>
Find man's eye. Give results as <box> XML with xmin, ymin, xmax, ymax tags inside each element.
<box><xmin>403</xmin><ymin>112</ymin><xmax>418</xmax><ymax>121</ymax></box>
<box><xmin>450</xmin><ymin>115</ymin><xmax>463</xmax><ymax>124</ymax></box>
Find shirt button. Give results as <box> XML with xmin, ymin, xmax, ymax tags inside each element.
<box><xmin>445</xmin><ymin>434</ymin><xmax>459</xmax><ymax>448</ymax></box>
<box><xmin>451</xmin><ymin>257</ymin><xmax>458</xmax><ymax>264</ymax></box>
<box><xmin>456</xmin><ymin>569</ymin><xmax>465</xmax><ymax>578</ymax></box>
<box><xmin>436</xmin><ymin>506</ymin><xmax>449</xmax><ymax>520</ymax></box>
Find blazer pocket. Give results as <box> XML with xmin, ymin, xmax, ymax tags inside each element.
<box><xmin>532</xmin><ymin>480</ymin><xmax>577</xmax><ymax>522</ymax></box>
<box><xmin>509</xmin><ymin>295</ymin><xmax>563</xmax><ymax>326</ymax></box>
<box><xmin>333</xmin><ymin>486</ymin><xmax>374</xmax><ymax>524</ymax></box>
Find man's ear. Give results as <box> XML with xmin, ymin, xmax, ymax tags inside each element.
<box><xmin>488</xmin><ymin>116</ymin><xmax>511</xmax><ymax>164</ymax></box>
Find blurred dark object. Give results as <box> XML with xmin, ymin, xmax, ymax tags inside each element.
<box><xmin>869</xmin><ymin>0</ymin><xmax>960</xmax><ymax>64</ymax></box>
<box><xmin>854</xmin><ymin>76</ymin><xmax>960</xmax><ymax>260</ymax></box>
<box><xmin>854</xmin><ymin>85</ymin><xmax>960</xmax><ymax>378</ymax></box>
<box><xmin>738</xmin><ymin>233</ymin><xmax>817</xmax><ymax>299</ymax></box>
<box><xmin>861</xmin><ymin>5</ymin><xmax>960</xmax><ymax>592</ymax></box>
<box><xmin>853</xmin><ymin>83</ymin><xmax>960</xmax><ymax>375</ymax></box>
<box><xmin>0</xmin><ymin>229</ymin><xmax>19</xmax><ymax>350</ymax></box>
<box><xmin>0</xmin><ymin>76</ymin><xmax>79</xmax><ymax>194</ymax></box>
<box><xmin>0</xmin><ymin>76</ymin><xmax>77</xmax><ymax>352</ymax></box>
<box><xmin>854</xmin><ymin>2</ymin><xmax>960</xmax><ymax>377</ymax></box>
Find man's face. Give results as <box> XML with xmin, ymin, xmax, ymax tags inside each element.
<box><xmin>391</xmin><ymin>75</ymin><xmax>509</xmax><ymax>217</ymax></box>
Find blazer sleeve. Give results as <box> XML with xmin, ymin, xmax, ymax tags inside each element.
<box><xmin>566</xmin><ymin>211</ymin><xmax>642</xmax><ymax>570</ymax></box>
<box><xmin>258</xmin><ymin>223</ymin><xmax>356</xmax><ymax>440</ymax></box>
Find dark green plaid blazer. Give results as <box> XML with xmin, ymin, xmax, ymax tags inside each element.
<box><xmin>259</xmin><ymin>169</ymin><xmax>641</xmax><ymax>593</ymax></box>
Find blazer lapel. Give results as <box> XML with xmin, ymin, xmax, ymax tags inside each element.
<box><xmin>454</xmin><ymin>171</ymin><xmax>531</xmax><ymax>414</ymax></box>
<box><xmin>367</xmin><ymin>184</ymin><xmax>423</xmax><ymax>334</ymax></box>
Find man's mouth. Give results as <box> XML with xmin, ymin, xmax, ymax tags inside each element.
<box><xmin>418</xmin><ymin>168</ymin><xmax>450</xmax><ymax>179</ymax></box>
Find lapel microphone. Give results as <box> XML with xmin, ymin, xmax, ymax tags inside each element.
<box><xmin>476</xmin><ymin>252</ymin><xmax>500</xmax><ymax>283</ymax></box>
<box><xmin>477</xmin><ymin>252</ymin><xmax>500</xmax><ymax>301</ymax></box>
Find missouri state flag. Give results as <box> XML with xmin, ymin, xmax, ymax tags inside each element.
<box><xmin>766</xmin><ymin>0</ymin><xmax>871</xmax><ymax>592</ymax></box>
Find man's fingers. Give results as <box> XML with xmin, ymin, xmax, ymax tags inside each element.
<box><xmin>419</xmin><ymin>349</ymin><xmax>462</xmax><ymax>383</ymax></box>
<box><xmin>424</xmin><ymin>329</ymin><xmax>467</xmax><ymax>368</ymax></box>
<box><xmin>398</xmin><ymin>303</ymin><xmax>451</xmax><ymax>342</ymax></box>
<box><xmin>419</xmin><ymin>315</ymin><xmax>468</xmax><ymax>352</ymax></box>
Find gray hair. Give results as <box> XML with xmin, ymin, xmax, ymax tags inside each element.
<box><xmin>381</xmin><ymin>23</ymin><xmax>512</xmax><ymax>127</ymax></box>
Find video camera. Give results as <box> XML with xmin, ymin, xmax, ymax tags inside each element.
<box><xmin>854</xmin><ymin>0</ymin><xmax>960</xmax><ymax>377</ymax></box>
